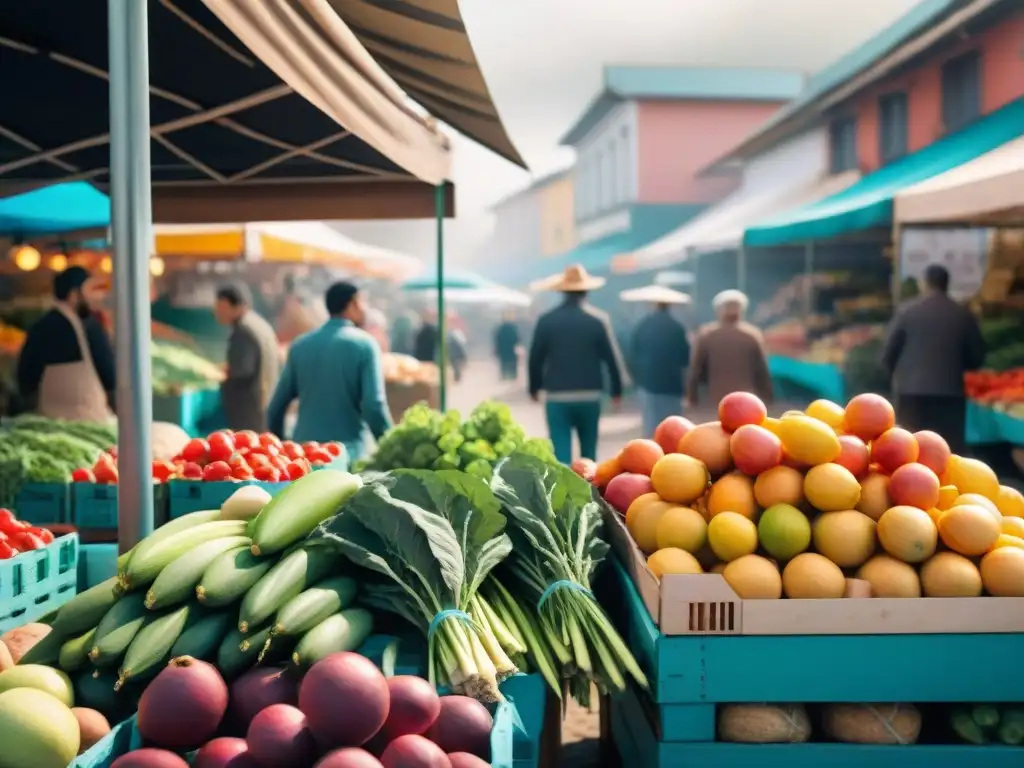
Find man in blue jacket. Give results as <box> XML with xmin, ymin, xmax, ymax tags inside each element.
<box><xmin>268</xmin><ymin>281</ymin><xmax>392</xmax><ymax>461</ymax></box>
<box><xmin>528</xmin><ymin>265</ymin><xmax>625</xmax><ymax>464</ymax></box>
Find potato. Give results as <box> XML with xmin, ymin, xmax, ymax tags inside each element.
<box><xmin>0</xmin><ymin>623</ymin><xmax>52</xmax><ymax>663</ymax></box>
<box><xmin>0</xmin><ymin>641</ymin><xmax>13</xmax><ymax>672</ymax></box>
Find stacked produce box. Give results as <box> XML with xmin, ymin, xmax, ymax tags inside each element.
<box><xmin>581</xmin><ymin>394</ymin><xmax>1024</xmax><ymax>766</ymax></box>
<box><xmin>150</xmin><ymin>340</ymin><xmax>226</xmax><ymax>437</ymax></box>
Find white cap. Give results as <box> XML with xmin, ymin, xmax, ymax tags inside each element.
<box><xmin>712</xmin><ymin>289</ymin><xmax>749</xmax><ymax>311</ymax></box>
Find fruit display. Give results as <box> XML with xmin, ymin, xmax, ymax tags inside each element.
<box><xmin>587</xmin><ymin>392</ymin><xmax>1024</xmax><ymax>599</ymax></box>
<box><xmin>73</xmin><ymin>429</ymin><xmax>346</xmax><ymax>484</ymax></box>
<box><xmin>151</xmin><ymin>340</ymin><xmax>224</xmax><ymax>396</ymax></box>
<box><xmin>966</xmin><ymin>369</ymin><xmax>1024</xmax><ymax>415</ymax></box>
<box><xmin>0</xmin><ymin>320</ymin><xmax>25</xmax><ymax>357</ymax></box>
<box><xmin>0</xmin><ymin>415</ymin><xmax>116</xmax><ymax>505</ymax></box>
<box><xmin>0</xmin><ymin>508</ymin><xmax>56</xmax><ymax>559</ymax></box>
<box><xmin>358</xmin><ymin>401</ymin><xmax>555</xmax><ymax>477</ymax></box>
<box><xmin>381</xmin><ymin>353</ymin><xmax>440</xmax><ymax>386</ymax></box>
<box><xmin>804</xmin><ymin>324</ymin><xmax>885</xmax><ymax>365</ymax></box>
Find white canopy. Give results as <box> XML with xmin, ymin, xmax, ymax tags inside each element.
<box><xmin>894</xmin><ymin>135</ymin><xmax>1024</xmax><ymax>224</ymax></box>
<box><xmin>417</xmin><ymin>285</ymin><xmax>532</xmax><ymax>307</ymax></box>
<box><xmin>632</xmin><ymin>170</ymin><xmax>861</xmax><ymax>270</ymax></box>
<box><xmin>619</xmin><ymin>285</ymin><xmax>691</xmax><ymax>304</ymax></box>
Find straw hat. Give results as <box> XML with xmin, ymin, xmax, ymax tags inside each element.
<box><xmin>712</xmin><ymin>289</ymin><xmax>749</xmax><ymax>311</ymax></box>
<box><xmin>538</xmin><ymin>264</ymin><xmax>606</xmax><ymax>293</ymax></box>
<box><xmin>619</xmin><ymin>285</ymin><xmax>691</xmax><ymax>304</ymax></box>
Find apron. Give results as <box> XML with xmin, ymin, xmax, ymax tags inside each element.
<box><xmin>38</xmin><ymin>305</ymin><xmax>114</xmax><ymax>423</ymax></box>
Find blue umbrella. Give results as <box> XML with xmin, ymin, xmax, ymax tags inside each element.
<box><xmin>0</xmin><ymin>182</ymin><xmax>110</xmax><ymax>235</ymax></box>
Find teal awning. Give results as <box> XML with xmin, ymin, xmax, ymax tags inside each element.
<box><xmin>401</xmin><ymin>268</ymin><xmax>491</xmax><ymax>291</ymax></box>
<box><xmin>0</xmin><ymin>182</ymin><xmax>110</xmax><ymax>235</ymax></box>
<box><xmin>744</xmin><ymin>96</ymin><xmax>1024</xmax><ymax>247</ymax></box>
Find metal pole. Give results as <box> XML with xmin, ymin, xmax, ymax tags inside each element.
<box><xmin>109</xmin><ymin>0</ymin><xmax>155</xmax><ymax>550</ymax></box>
<box><xmin>435</xmin><ymin>184</ymin><xmax>447</xmax><ymax>412</ymax></box>
<box><xmin>737</xmin><ymin>245</ymin><xmax>747</xmax><ymax>294</ymax></box>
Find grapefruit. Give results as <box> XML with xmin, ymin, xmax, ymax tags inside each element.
<box><xmin>619</xmin><ymin>439</ymin><xmax>664</xmax><ymax>476</ymax></box>
<box><xmin>782</xmin><ymin>553</ymin><xmax>845</xmax><ymax>598</ymax></box>
<box><xmin>937</xmin><ymin>504</ymin><xmax>1001</xmax><ymax>556</ymax></box>
<box><xmin>980</xmin><ymin>547</ymin><xmax>1024</xmax><ymax>596</ymax></box>
<box><xmin>920</xmin><ymin>552</ymin><xmax>983</xmax><ymax>597</ymax></box>
<box><xmin>996</xmin><ymin>484</ymin><xmax>1024</xmax><ymax>518</ymax></box>
<box><xmin>757</xmin><ymin>503</ymin><xmax>811</xmax><ymax>561</ymax></box>
<box><xmin>856</xmin><ymin>472</ymin><xmax>892</xmax><ymax>521</ymax></box>
<box><xmin>942</xmin><ymin>456</ymin><xmax>999</xmax><ymax>500</ymax></box>
<box><xmin>804</xmin><ymin>463</ymin><xmax>861</xmax><ymax>512</ymax></box>
<box><xmin>707</xmin><ymin>512</ymin><xmax>758</xmax><ymax>562</ymax></box>
<box><xmin>654</xmin><ymin>506</ymin><xmax>708</xmax><ymax>554</ymax></box>
<box><xmin>678</xmin><ymin>422</ymin><xmax>733</xmax><ymax>476</ymax></box>
<box><xmin>753</xmin><ymin>465</ymin><xmax>804</xmax><ymax>508</ymax></box>
<box><xmin>647</xmin><ymin>548</ymin><xmax>703</xmax><ymax>579</ymax></box>
<box><xmin>776</xmin><ymin>415</ymin><xmax>842</xmax><ymax>466</ymax></box>
<box><xmin>855</xmin><ymin>555</ymin><xmax>921</xmax><ymax>597</ymax></box>
<box><xmin>705</xmin><ymin>472</ymin><xmax>758</xmax><ymax>520</ymax></box>
<box><xmin>649</xmin><ymin>453</ymin><xmax>708</xmax><ymax>504</ymax></box>
<box><xmin>722</xmin><ymin>555</ymin><xmax>782</xmax><ymax>599</ymax></box>
<box><xmin>805</xmin><ymin>399</ymin><xmax>846</xmax><ymax>432</ymax></box>
<box><xmin>718</xmin><ymin>392</ymin><xmax>767</xmax><ymax>432</ymax></box>
<box><xmin>812</xmin><ymin>510</ymin><xmax>877</xmax><ymax>567</ymax></box>
<box><xmin>876</xmin><ymin>506</ymin><xmax>938</xmax><ymax>563</ymax></box>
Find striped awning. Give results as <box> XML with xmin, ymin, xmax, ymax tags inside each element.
<box><xmin>325</xmin><ymin>0</ymin><xmax>525</xmax><ymax>167</ymax></box>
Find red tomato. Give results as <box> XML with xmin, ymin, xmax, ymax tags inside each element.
<box><xmin>252</xmin><ymin>465</ymin><xmax>281</xmax><ymax>482</ymax></box>
<box><xmin>272</xmin><ymin>455</ymin><xmax>291</xmax><ymax>473</ymax></box>
<box><xmin>226</xmin><ymin>452</ymin><xmax>250</xmax><ymax>469</ymax></box>
<box><xmin>300</xmin><ymin>442</ymin><xmax>321</xmax><ymax>455</ymax></box>
<box><xmin>307</xmin><ymin>449</ymin><xmax>332</xmax><ymax>464</ymax></box>
<box><xmin>11</xmin><ymin>531</ymin><xmax>45</xmax><ymax>551</ymax></box>
<box><xmin>207</xmin><ymin>432</ymin><xmax>236</xmax><ymax>463</ymax></box>
<box><xmin>281</xmin><ymin>441</ymin><xmax>305</xmax><ymax>461</ymax></box>
<box><xmin>233</xmin><ymin>430</ymin><xmax>260</xmax><ymax>451</ymax></box>
<box><xmin>108</xmin><ymin>447</ymin><xmax>118</xmax><ymax>459</ymax></box>
<box><xmin>71</xmin><ymin>468</ymin><xmax>95</xmax><ymax>483</ymax></box>
<box><xmin>203</xmin><ymin>461</ymin><xmax>233</xmax><ymax>482</ymax></box>
<box><xmin>0</xmin><ymin>542</ymin><xmax>16</xmax><ymax>559</ymax></box>
<box><xmin>231</xmin><ymin>465</ymin><xmax>254</xmax><ymax>481</ymax></box>
<box><xmin>323</xmin><ymin>443</ymin><xmax>343</xmax><ymax>457</ymax></box>
<box><xmin>93</xmin><ymin>459</ymin><xmax>119</xmax><ymax>485</ymax></box>
<box><xmin>0</xmin><ymin>518</ymin><xmax>28</xmax><ymax>535</ymax></box>
<box><xmin>180</xmin><ymin>438</ymin><xmax>210</xmax><ymax>465</ymax></box>
<box><xmin>181</xmin><ymin>462</ymin><xmax>204</xmax><ymax>480</ymax></box>
<box><xmin>0</xmin><ymin>509</ymin><xmax>16</xmax><ymax>527</ymax></box>
<box><xmin>247</xmin><ymin>453</ymin><xmax>272</xmax><ymax>469</ymax></box>
<box><xmin>30</xmin><ymin>527</ymin><xmax>55</xmax><ymax>544</ymax></box>
<box><xmin>285</xmin><ymin>460</ymin><xmax>309</xmax><ymax>481</ymax></box>
<box><xmin>259</xmin><ymin>432</ymin><xmax>282</xmax><ymax>449</ymax></box>
<box><xmin>151</xmin><ymin>461</ymin><xmax>175</xmax><ymax>484</ymax></box>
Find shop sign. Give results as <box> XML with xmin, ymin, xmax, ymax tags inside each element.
<box><xmin>899</xmin><ymin>227</ymin><xmax>990</xmax><ymax>301</ymax></box>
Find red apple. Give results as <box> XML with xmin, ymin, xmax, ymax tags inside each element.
<box><xmin>603</xmin><ymin>473</ymin><xmax>655</xmax><ymax>514</ymax></box>
<box><xmin>653</xmin><ymin>416</ymin><xmax>695</xmax><ymax>455</ymax></box>
<box><xmin>718</xmin><ymin>392</ymin><xmax>767</xmax><ymax>433</ymax></box>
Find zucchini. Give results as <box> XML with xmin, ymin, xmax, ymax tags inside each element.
<box><xmin>117</xmin><ymin>509</ymin><xmax>219</xmax><ymax>578</ymax></box>
<box><xmin>972</xmin><ymin>704</ymin><xmax>1000</xmax><ymax>729</ymax></box>
<box><xmin>249</xmin><ymin>470</ymin><xmax>362</xmax><ymax>556</ymax></box>
<box><xmin>238</xmin><ymin>544</ymin><xmax>336</xmax><ymax>633</ymax></box>
<box><xmin>116</xmin><ymin>603</ymin><xmax>191</xmax><ymax>689</ymax></box>
<box><xmin>196</xmin><ymin>548</ymin><xmax>276</xmax><ymax>608</ymax></box>
<box><xmin>170</xmin><ymin>609</ymin><xmax>235</xmax><ymax>662</ymax></box>
<box><xmin>951</xmin><ymin>708</ymin><xmax>988</xmax><ymax>744</ymax></box>
<box><xmin>997</xmin><ymin>709</ymin><xmax>1024</xmax><ymax>745</ymax></box>
<box><xmin>58</xmin><ymin>628</ymin><xmax>97</xmax><ymax>673</ymax></box>
<box><xmin>89</xmin><ymin>591</ymin><xmax>152</xmax><ymax>667</ymax></box>
<box><xmin>117</xmin><ymin>546</ymin><xmax>134</xmax><ymax>572</ymax></box>
<box><xmin>120</xmin><ymin>519</ymin><xmax>248</xmax><ymax>591</ymax></box>
<box><xmin>217</xmin><ymin>624</ymin><xmax>270</xmax><ymax>680</ymax></box>
<box><xmin>51</xmin><ymin>577</ymin><xmax>121</xmax><ymax>636</ymax></box>
<box><xmin>145</xmin><ymin>536</ymin><xmax>251</xmax><ymax>610</ymax></box>
<box><xmin>272</xmin><ymin>576</ymin><xmax>357</xmax><ymax>637</ymax></box>
<box><xmin>290</xmin><ymin>609</ymin><xmax>374</xmax><ymax>671</ymax></box>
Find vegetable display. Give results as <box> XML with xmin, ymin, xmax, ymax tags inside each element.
<box><xmin>358</xmin><ymin>401</ymin><xmax>555</xmax><ymax>478</ymax></box>
<box><xmin>0</xmin><ymin>508</ymin><xmax>56</xmax><ymax>559</ymax></box>
<box><xmin>150</xmin><ymin>340</ymin><xmax>224</xmax><ymax>395</ymax></box>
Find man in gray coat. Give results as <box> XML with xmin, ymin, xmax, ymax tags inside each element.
<box><xmin>215</xmin><ymin>284</ymin><xmax>281</xmax><ymax>433</ymax></box>
<box><xmin>881</xmin><ymin>264</ymin><xmax>985</xmax><ymax>454</ymax></box>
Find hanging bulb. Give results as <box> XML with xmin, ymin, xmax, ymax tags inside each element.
<box><xmin>11</xmin><ymin>245</ymin><xmax>41</xmax><ymax>271</ymax></box>
<box><xmin>48</xmin><ymin>253</ymin><xmax>68</xmax><ymax>272</ymax></box>
<box><xmin>100</xmin><ymin>256</ymin><xmax>113</xmax><ymax>274</ymax></box>
<box><xmin>149</xmin><ymin>256</ymin><xmax>165</xmax><ymax>277</ymax></box>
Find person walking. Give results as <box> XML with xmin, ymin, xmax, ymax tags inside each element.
<box><xmin>686</xmin><ymin>289</ymin><xmax>772</xmax><ymax>409</ymax></box>
<box><xmin>17</xmin><ymin>266</ymin><xmax>115</xmax><ymax>421</ymax></box>
<box><xmin>268</xmin><ymin>281</ymin><xmax>392</xmax><ymax>462</ymax></box>
<box><xmin>881</xmin><ymin>264</ymin><xmax>985</xmax><ymax>453</ymax></box>
<box><xmin>528</xmin><ymin>265</ymin><xmax>624</xmax><ymax>464</ymax></box>
<box><xmin>413</xmin><ymin>310</ymin><xmax>439</xmax><ymax>363</ymax></box>
<box><xmin>214</xmin><ymin>285</ymin><xmax>281</xmax><ymax>433</ymax></box>
<box><xmin>494</xmin><ymin>312</ymin><xmax>521</xmax><ymax>381</ymax></box>
<box><xmin>626</xmin><ymin>286</ymin><xmax>692</xmax><ymax>437</ymax></box>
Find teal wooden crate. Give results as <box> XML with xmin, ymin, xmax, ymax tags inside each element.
<box><xmin>768</xmin><ymin>355</ymin><xmax>845</xmax><ymax>403</ymax></box>
<box><xmin>14</xmin><ymin>482</ymin><xmax>70</xmax><ymax>524</ymax></box>
<box><xmin>72</xmin><ymin>483</ymin><xmax>169</xmax><ymax>529</ymax></box>
<box><xmin>612</xmin><ymin>560</ymin><xmax>1024</xmax><ymax>706</ymax></box>
<box><xmin>610</xmin><ymin>682</ymin><xmax>1024</xmax><ymax>768</ymax></box>
<box><xmin>0</xmin><ymin>533</ymin><xmax>79</xmax><ymax>632</ymax></box>
<box><xmin>77</xmin><ymin>542</ymin><xmax>120</xmax><ymax>591</ymax></box>
<box><xmin>153</xmin><ymin>387</ymin><xmax>223</xmax><ymax>438</ymax></box>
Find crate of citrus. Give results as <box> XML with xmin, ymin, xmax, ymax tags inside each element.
<box><xmin>578</xmin><ymin>392</ymin><xmax>1024</xmax><ymax>638</ymax></box>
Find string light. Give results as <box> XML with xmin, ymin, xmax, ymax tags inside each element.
<box><xmin>150</xmin><ymin>256</ymin><xmax>166</xmax><ymax>277</ymax></box>
<box><xmin>100</xmin><ymin>256</ymin><xmax>113</xmax><ymax>274</ymax></box>
<box><xmin>10</xmin><ymin>245</ymin><xmax>41</xmax><ymax>271</ymax></box>
<box><xmin>48</xmin><ymin>253</ymin><xmax>68</xmax><ymax>272</ymax></box>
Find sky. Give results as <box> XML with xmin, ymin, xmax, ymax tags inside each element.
<box><xmin>333</xmin><ymin>0</ymin><xmax>923</xmax><ymax>269</ymax></box>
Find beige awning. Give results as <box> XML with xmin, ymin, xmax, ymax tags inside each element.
<box><xmin>324</xmin><ymin>0</ymin><xmax>525</xmax><ymax>167</ymax></box>
<box><xmin>894</xmin><ymin>135</ymin><xmax>1024</xmax><ymax>224</ymax></box>
<box><xmin>202</xmin><ymin>0</ymin><xmax>452</xmax><ymax>185</ymax></box>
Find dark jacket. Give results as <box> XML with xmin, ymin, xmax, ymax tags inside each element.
<box><xmin>528</xmin><ymin>299</ymin><xmax>624</xmax><ymax>400</ymax></box>
<box><xmin>222</xmin><ymin>311</ymin><xmax>280</xmax><ymax>432</ymax></box>
<box><xmin>494</xmin><ymin>322</ymin><xmax>519</xmax><ymax>359</ymax></box>
<box><xmin>413</xmin><ymin>323</ymin><xmax>438</xmax><ymax>363</ymax></box>
<box><xmin>17</xmin><ymin>309</ymin><xmax>116</xmax><ymax>401</ymax></box>
<box><xmin>630</xmin><ymin>310</ymin><xmax>691</xmax><ymax>396</ymax></box>
<box><xmin>882</xmin><ymin>292</ymin><xmax>985</xmax><ymax>397</ymax></box>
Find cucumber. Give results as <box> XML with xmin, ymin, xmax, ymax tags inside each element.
<box><xmin>238</xmin><ymin>544</ymin><xmax>336</xmax><ymax>633</ymax></box>
<box><xmin>998</xmin><ymin>709</ymin><xmax>1024</xmax><ymax>745</ymax></box>
<box><xmin>58</xmin><ymin>628</ymin><xmax>97</xmax><ymax>673</ymax></box>
<box><xmin>196</xmin><ymin>548</ymin><xmax>277</xmax><ymax>608</ymax></box>
<box><xmin>145</xmin><ymin>537</ymin><xmax>251</xmax><ymax>610</ymax></box>
<box><xmin>89</xmin><ymin>591</ymin><xmax>152</xmax><ymax>667</ymax></box>
<box><xmin>117</xmin><ymin>509</ymin><xmax>219</xmax><ymax>578</ymax></box>
<box><xmin>290</xmin><ymin>609</ymin><xmax>374</xmax><ymax>671</ymax></box>
<box><xmin>51</xmin><ymin>577</ymin><xmax>121</xmax><ymax>636</ymax></box>
<box><xmin>117</xmin><ymin>603</ymin><xmax>192</xmax><ymax>689</ymax></box>
<box><xmin>117</xmin><ymin>546</ymin><xmax>134</xmax><ymax>573</ymax></box>
<box><xmin>951</xmin><ymin>708</ymin><xmax>988</xmax><ymax>744</ymax></box>
<box><xmin>16</xmin><ymin>629</ymin><xmax>64</xmax><ymax>665</ymax></box>
<box><xmin>272</xmin><ymin>576</ymin><xmax>358</xmax><ymax>637</ymax></box>
<box><xmin>249</xmin><ymin>470</ymin><xmax>362</xmax><ymax>556</ymax></box>
<box><xmin>217</xmin><ymin>624</ymin><xmax>270</xmax><ymax>680</ymax></box>
<box><xmin>120</xmin><ymin>519</ymin><xmax>248</xmax><ymax>591</ymax></box>
<box><xmin>170</xmin><ymin>609</ymin><xmax>236</xmax><ymax>662</ymax></box>
<box><xmin>972</xmin><ymin>704</ymin><xmax>1000</xmax><ymax>729</ymax></box>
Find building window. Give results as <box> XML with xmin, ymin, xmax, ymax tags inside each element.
<box><xmin>878</xmin><ymin>92</ymin><xmax>908</xmax><ymax>164</ymax></box>
<box><xmin>829</xmin><ymin>117</ymin><xmax>858</xmax><ymax>172</ymax></box>
<box><xmin>941</xmin><ymin>51</ymin><xmax>981</xmax><ymax>131</ymax></box>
